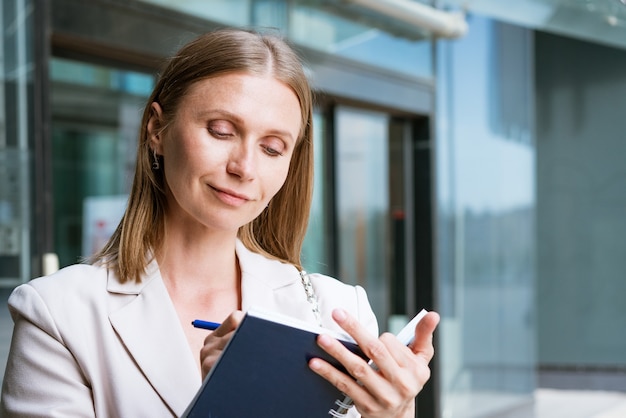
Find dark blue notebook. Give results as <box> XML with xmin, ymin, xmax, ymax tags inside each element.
<box><xmin>182</xmin><ymin>309</ymin><xmax>367</xmax><ymax>418</ymax></box>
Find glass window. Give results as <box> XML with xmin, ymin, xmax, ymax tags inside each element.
<box><xmin>435</xmin><ymin>16</ymin><xmax>537</xmax><ymax>417</ymax></box>
<box><xmin>140</xmin><ymin>0</ymin><xmax>251</xmax><ymax>26</ymax></box>
<box><xmin>0</xmin><ymin>0</ymin><xmax>35</xmax><ymax>285</ymax></box>
<box><xmin>303</xmin><ymin>106</ymin><xmax>427</xmax><ymax>336</ymax></box>
<box><xmin>302</xmin><ymin>111</ymin><xmax>332</xmax><ymax>275</ymax></box>
<box><xmin>135</xmin><ymin>0</ymin><xmax>433</xmax><ymax>79</ymax></box>
<box><xmin>335</xmin><ymin>106</ymin><xmax>390</xmax><ymax>328</ymax></box>
<box><xmin>50</xmin><ymin>58</ymin><xmax>154</xmax><ymax>267</ymax></box>
<box><xmin>443</xmin><ymin>0</ymin><xmax>626</xmax><ymax>51</ymax></box>
<box><xmin>289</xmin><ymin>4</ymin><xmax>432</xmax><ymax>78</ymax></box>
<box><xmin>536</xmin><ymin>31</ymin><xmax>626</xmax><ymax>383</ymax></box>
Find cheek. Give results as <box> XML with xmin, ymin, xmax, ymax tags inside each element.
<box><xmin>167</xmin><ymin>138</ymin><xmax>225</xmax><ymax>175</ymax></box>
<box><xmin>264</xmin><ymin>162</ymin><xmax>292</xmax><ymax>198</ymax></box>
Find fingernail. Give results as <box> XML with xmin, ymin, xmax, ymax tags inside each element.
<box><xmin>333</xmin><ymin>308</ymin><xmax>347</xmax><ymax>322</ymax></box>
<box><xmin>309</xmin><ymin>358</ymin><xmax>322</xmax><ymax>370</ymax></box>
<box><xmin>318</xmin><ymin>333</ymin><xmax>332</xmax><ymax>347</ymax></box>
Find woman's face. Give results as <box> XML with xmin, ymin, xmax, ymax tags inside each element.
<box><xmin>150</xmin><ymin>72</ymin><xmax>302</xmax><ymax>235</ymax></box>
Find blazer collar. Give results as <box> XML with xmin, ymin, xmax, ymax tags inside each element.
<box><xmin>107</xmin><ymin>260</ymin><xmax>200</xmax><ymax>416</ymax></box>
<box><xmin>237</xmin><ymin>240</ymin><xmax>319</xmax><ymax>323</ymax></box>
<box><xmin>105</xmin><ymin>242</ymin><xmax>302</xmax><ymax>294</ymax></box>
<box><xmin>236</xmin><ymin>239</ymin><xmax>299</xmax><ymax>290</ymax></box>
<box><xmin>106</xmin><ymin>252</ymin><xmax>158</xmax><ymax>294</ymax></box>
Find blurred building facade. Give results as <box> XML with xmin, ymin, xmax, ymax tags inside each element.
<box><xmin>1</xmin><ymin>0</ymin><xmax>625</xmax><ymax>417</ymax></box>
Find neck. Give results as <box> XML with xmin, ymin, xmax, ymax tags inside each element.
<box><xmin>156</xmin><ymin>226</ymin><xmax>240</xmax><ymax>291</ymax></box>
<box><xmin>157</xmin><ymin>229</ymin><xmax>243</xmax><ymax>372</ymax></box>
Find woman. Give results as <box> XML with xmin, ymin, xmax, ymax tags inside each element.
<box><xmin>1</xmin><ymin>28</ymin><xmax>439</xmax><ymax>418</ymax></box>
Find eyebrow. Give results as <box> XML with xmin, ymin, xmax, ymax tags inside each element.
<box><xmin>198</xmin><ymin>109</ymin><xmax>297</xmax><ymax>143</ymax></box>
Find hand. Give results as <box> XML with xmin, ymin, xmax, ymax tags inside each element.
<box><xmin>309</xmin><ymin>309</ymin><xmax>440</xmax><ymax>418</ymax></box>
<box><xmin>199</xmin><ymin>310</ymin><xmax>245</xmax><ymax>379</ymax></box>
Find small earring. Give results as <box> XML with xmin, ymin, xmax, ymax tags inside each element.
<box><xmin>152</xmin><ymin>150</ymin><xmax>160</xmax><ymax>170</ymax></box>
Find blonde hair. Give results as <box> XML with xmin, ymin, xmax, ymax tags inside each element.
<box><xmin>93</xmin><ymin>28</ymin><xmax>314</xmax><ymax>283</ymax></box>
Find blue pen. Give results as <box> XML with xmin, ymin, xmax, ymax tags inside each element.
<box><xmin>191</xmin><ymin>320</ymin><xmax>221</xmax><ymax>330</ymax></box>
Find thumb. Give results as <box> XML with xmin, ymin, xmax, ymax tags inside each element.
<box><xmin>409</xmin><ymin>311</ymin><xmax>440</xmax><ymax>362</ymax></box>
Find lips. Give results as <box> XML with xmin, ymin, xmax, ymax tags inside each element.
<box><xmin>210</xmin><ymin>185</ymin><xmax>252</xmax><ymax>206</ymax></box>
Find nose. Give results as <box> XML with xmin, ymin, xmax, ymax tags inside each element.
<box><xmin>226</xmin><ymin>143</ymin><xmax>255</xmax><ymax>181</ymax></box>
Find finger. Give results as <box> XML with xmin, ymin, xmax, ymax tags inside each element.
<box><xmin>317</xmin><ymin>324</ymin><xmax>403</xmax><ymax>405</ymax></box>
<box><xmin>201</xmin><ymin>330</ymin><xmax>232</xmax><ymax>352</ymax></box>
<box><xmin>408</xmin><ymin>311</ymin><xmax>440</xmax><ymax>361</ymax></box>
<box><xmin>200</xmin><ymin>351</ymin><xmax>223</xmax><ymax>379</ymax></box>
<box><xmin>309</xmin><ymin>335</ymin><xmax>379</xmax><ymax>402</ymax></box>
<box><xmin>332</xmin><ymin>309</ymin><xmax>401</xmax><ymax>376</ymax></box>
<box><xmin>200</xmin><ymin>311</ymin><xmax>244</xmax><ymax>362</ymax></box>
<box><xmin>199</xmin><ymin>311</ymin><xmax>245</xmax><ymax>379</ymax></box>
<box><xmin>210</xmin><ymin>310</ymin><xmax>245</xmax><ymax>337</ymax></box>
<box><xmin>200</xmin><ymin>326</ymin><xmax>237</xmax><ymax>379</ymax></box>
<box><xmin>331</xmin><ymin>308</ymin><xmax>378</xmax><ymax>345</ymax></box>
<box><xmin>378</xmin><ymin>332</ymin><xmax>415</xmax><ymax>368</ymax></box>
<box><xmin>311</xmin><ymin>335</ymin><xmax>412</xmax><ymax>414</ymax></box>
<box><xmin>199</xmin><ymin>330</ymin><xmax>231</xmax><ymax>363</ymax></box>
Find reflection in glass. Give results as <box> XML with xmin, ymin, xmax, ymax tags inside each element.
<box><xmin>289</xmin><ymin>4</ymin><xmax>432</xmax><ymax>78</ymax></box>
<box><xmin>302</xmin><ymin>111</ymin><xmax>332</xmax><ymax>275</ymax></box>
<box><xmin>0</xmin><ymin>0</ymin><xmax>35</xmax><ymax>284</ymax></box>
<box><xmin>50</xmin><ymin>58</ymin><xmax>154</xmax><ymax>267</ymax></box>
<box><xmin>436</xmin><ymin>16</ymin><xmax>536</xmax><ymax>417</ymax></box>
<box><xmin>135</xmin><ymin>0</ymin><xmax>433</xmax><ymax>79</ymax></box>
<box><xmin>536</xmin><ymin>31</ymin><xmax>626</xmax><ymax>384</ymax></box>
<box><xmin>138</xmin><ymin>0</ymin><xmax>250</xmax><ymax>27</ymax></box>
<box><xmin>335</xmin><ymin>106</ymin><xmax>389</xmax><ymax>328</ymax></box>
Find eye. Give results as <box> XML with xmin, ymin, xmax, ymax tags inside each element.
<box><xmin>208</xmin><ymin>128</ymin><xmax>231</xmax><ymax>138</ymax></box>
<box><xmin>262</xmin><ymin>145</ymin><xmax>283</xmax><ymax>157</ymax></box>
<box><xmin>207</xmin><ymin>121</ymin><xmax>235</xmax><ymax>138</ymax></box>
<box><xmin>261</xmin><ymin>138</ymin><xmax>286</xmax><ymax>157</ymax></box>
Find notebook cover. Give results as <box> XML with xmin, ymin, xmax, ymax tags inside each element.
<box><xmin>183</xmin><ymin>310</ymin><xmax>367</xmax><ymax>418</ymax></box>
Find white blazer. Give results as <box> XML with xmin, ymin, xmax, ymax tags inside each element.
<box><xmin>0</xmin><ymin>241</ymin><xmax>378</xmax><ymax>417</ymax></box>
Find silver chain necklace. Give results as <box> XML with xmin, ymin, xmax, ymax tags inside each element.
<box><xmin>299</xmin><ymin>270</ymin><xmax>322</xmax><ymax>327</ymax></box>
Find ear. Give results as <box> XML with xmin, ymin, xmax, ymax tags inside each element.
<box><xmin>147</xmin><ymin>102</ymin><xmax>164</xmax><ymax>154</ymax></box>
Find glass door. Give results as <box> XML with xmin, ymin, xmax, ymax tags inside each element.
<box><xmin>334</xmin><ymin>106</ymin><xmax>391</xmax><ymax>328</ymax></box>
<box><xmin>50</xmin><ymin>57</ymin><xmax>154</xmax><ymax>267</ymax></box>
<box><xmin>326</xmin><ymin>105</ymin><xmax>431</xmax><ymax>335</ymax></box>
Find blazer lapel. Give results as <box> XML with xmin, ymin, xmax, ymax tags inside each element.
<box><xmin>108</xmin><ymin>261</ymin><xmax>200</xmax><ymax>416</ymax></box>
<box><xmin>237</xmin><ymin>241</ymin><xmax>320</xmax><ymax>324</ymax></box>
